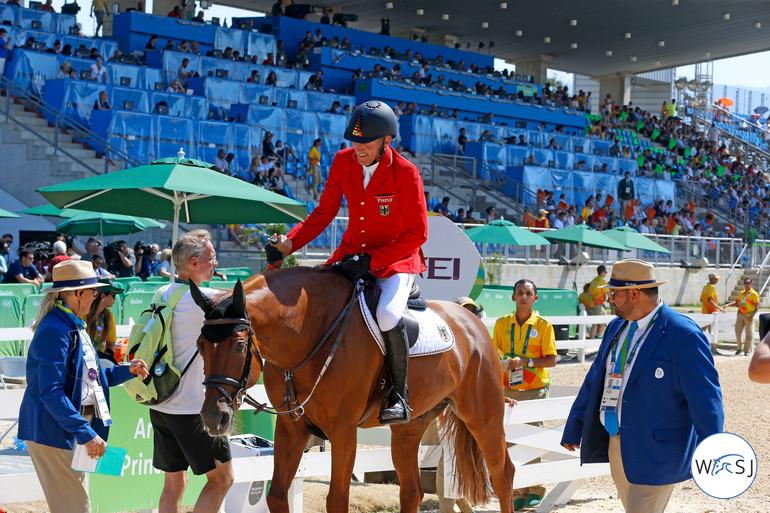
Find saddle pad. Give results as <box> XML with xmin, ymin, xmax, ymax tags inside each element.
<box><xmin>358</xmin><ymin>290</ymin><xmax>455</xmax><ymax>357</ymax></box>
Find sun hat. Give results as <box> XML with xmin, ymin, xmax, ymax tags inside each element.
<box><xmin>96</xmin><ymin>278</ymin><xmax>124</xmax><ymax>295</ymax></box>
<box><xmin>599</xmin><ymin>259</ymin><xmax>667</xmax><ymax>290</ymax></box>
<box><xmin>708</xmin><ymin>273</ymin><xmax>721</xmax><ymax>280</ymax></box>
<box><xmin>46</xmin><ymin>260</ymin><xmax>99</xmax><ymax>294</ymax></box>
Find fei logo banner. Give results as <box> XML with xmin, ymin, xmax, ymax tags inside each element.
<box><xmin>691</xmin><ymin>432</ymin><xmax>756</xmax><ymax>499</ymax></box>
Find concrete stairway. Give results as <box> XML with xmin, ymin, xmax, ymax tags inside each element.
<box><xmin>727</xmin><ymin>269</ymin><xmax>764</xmax><ymax>303</ymax></box>
<box><xmin>0</xmin><ymin>99</ymin><xmax>124</xmax><ymax>207</ymax></box>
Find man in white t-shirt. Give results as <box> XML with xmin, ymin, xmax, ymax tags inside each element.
<box><xmin>149</xmin><ymin>229</ymin><xmax>233</xmax><ymax>512</ymax></box>
<box><xmin>89</xmin><ymin>56</ymin><xmax>107</xmax><ymax>83</ymax></box>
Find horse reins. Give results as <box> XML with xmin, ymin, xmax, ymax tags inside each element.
<box><xmin>203</xmin><ymin>282</ymin><xmax>362</xmax><ymax>421</ymax></box>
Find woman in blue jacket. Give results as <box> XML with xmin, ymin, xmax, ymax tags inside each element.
<box><xmin>18</xmin><ymin>260</ymin><xmax>148</xmax><ymax>513</ymax></box>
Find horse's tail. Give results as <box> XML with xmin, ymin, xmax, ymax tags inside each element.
<box><xmin>439</xmin><ymin>409</ymin><xmax>491</xmax><ymax>505</ymax></box>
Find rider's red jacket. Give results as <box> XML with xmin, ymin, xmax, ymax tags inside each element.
<box><xmin>287</xmin><ymin>146</ymin><xmax>428</xmax><ymax>278</ymax></box>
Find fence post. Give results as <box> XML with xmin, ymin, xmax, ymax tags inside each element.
<box><xmin>578</xmin><ymin>311</ymin><xmax>587</xmax><ymax>363</ymax></box>
<box><xmin>712</xmin><ymin>312</ymin><xmax>719</xmax><ymax>349</ymax></box>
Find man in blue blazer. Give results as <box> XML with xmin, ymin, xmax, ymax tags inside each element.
<box><xmin>561</xmin><ymin>259</ymin><xmax>723</xmax><ymax>513</ymax></box>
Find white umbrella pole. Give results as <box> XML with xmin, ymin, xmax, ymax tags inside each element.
<box><xmin>169</xmin><ymin>200</ymin><xmax>180</xmax><ymax>284</ymax></box>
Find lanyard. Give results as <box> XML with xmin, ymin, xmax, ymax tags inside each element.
<box><xmin>609</xmin><ymin>307</ymin><xmax>661</xmax><ymax>374</ymax></box>
<box><xmin>510</xmin><ymin>321</ymin><xmax>533</xmax><ymax>358</ymax></box>
<box><xmin>58</xmin><ymin>301</ymin><xmax>112</xmax><ymax>425</ymax></box>
<box><xmin>56</xmin><ymin>301</ymin><xmax>87</xmax><ymax>330</ymax></box>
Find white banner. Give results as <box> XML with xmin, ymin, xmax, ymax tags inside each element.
<box><xmin>416</xmin><ymin>214</ymin><xmax>481</xmax><ymax>301</ymax></box>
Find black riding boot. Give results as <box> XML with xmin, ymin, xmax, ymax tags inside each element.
<box><xmin>379</xmin><ymin>318</ymin><xmax>410</xmax><ymax>424</ymax></box>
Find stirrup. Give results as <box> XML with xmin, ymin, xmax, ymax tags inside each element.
<box><xmin>379</xmin><ymin>391</ymin><xmax>410</xmax><ymax>424</ymax></box>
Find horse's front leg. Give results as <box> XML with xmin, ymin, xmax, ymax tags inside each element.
<box><xmin>266</xmin><ymin>415</ymin><xmax>311</xmax><ymax>513</ymax></box>
<box><xmin>326</xmin><ymin>422</ymin><xmax>358</xmax><ymax>512</ymax></box>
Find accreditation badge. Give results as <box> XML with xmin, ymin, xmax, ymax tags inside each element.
<box><xmin>600</xmin><ymin>373</ymin><xmax>623</xmax><ymax>412</ymax></box>
<box><xmin>509</xmin><ymin>367</ymin><xmax>524</xmax><ymax>387</ymax></box>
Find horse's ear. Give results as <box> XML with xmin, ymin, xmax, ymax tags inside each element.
<box><xmin>233</xmin><ymin>279</ymin><xmax>247</xmax><ymax>318</ymax></box>
<box><xmin>189</xmin><ymin>279</ymin><xmax>214</xmax><ymax>315</ymax></box>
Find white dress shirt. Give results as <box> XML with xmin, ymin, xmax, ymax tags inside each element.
<box><xmin>601</xmin><ymin>300</ymin><xmax>663</xmax><ymax>427</ymax></box>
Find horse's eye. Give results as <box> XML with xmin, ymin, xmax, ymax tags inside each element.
<box><xmin>236</xmin><ymin>342</ymin><xmax>246</xmax><ymax>353</ymax></box>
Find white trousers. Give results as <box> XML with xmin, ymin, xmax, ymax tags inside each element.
<box><xmin>375</xmin><ymin>273</ymin><xmax>414</xmax><ymax>331</ymax></box>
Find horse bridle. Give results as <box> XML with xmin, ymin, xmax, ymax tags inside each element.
<box><xmin>200</xmin><ymin>318</ymin><xmax>261</xmax><ymax>408</ymax></box>
<box><xmin>201</xmin><ymin>282</ymin><xmax>361</xmax><ymax>421</ymax></box>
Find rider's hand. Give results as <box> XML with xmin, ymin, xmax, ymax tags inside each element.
<box><xmin>336</xmin><ymin>253</ymin><xmax>372</xmax><ymax>283</ymax></box>
<box><xmin>266</xmin><ymin>234</ymin><xmax>291</xmax><ymax>267</ymax></box>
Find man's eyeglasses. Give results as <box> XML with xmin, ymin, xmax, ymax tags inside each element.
<box><xmin>79</xmin><ymin>289</ymin><xmax>99</xmax><ymax>298</ymax></box>
<box><xmin>88</xmin><ymin>242</ymin><xmax>102</xmax><ymax>247</ymax></box>
<box><xmin>745</xmin><ymin>281</ymin><xmax>752</xmax><ymax>285</ymax></box>
<box><xmin>608</xmin><ymin>289</ymin><xmax>632</xmax><ymax>299</ymax></box>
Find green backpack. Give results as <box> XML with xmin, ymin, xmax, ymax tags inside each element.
<box><xmin>123</xmin><ymin>284</ymin><xmax>197</xmax><ymax>405</ymax></box>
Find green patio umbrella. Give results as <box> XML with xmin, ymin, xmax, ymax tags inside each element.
<box><xmin>603</xmin><ymin>226</ymin><xmax>672</xmax><ymax>254</ymax></box>
<box><xmin>464</xmin><ymin>219</ymin><xmax>551</xmax><ymax>246</ymax></box>
<box><xmin>543</xmin><ymin>224</ymin><xmax>629</xmax><ymax>290</ymax></box>
<box><xmin>55</xmin><ymin>212</ymin><xmax>164</xmax><ymax>237</ymax></box>
<box><xmin>0</xmin><ymin>208</ymin><xmax>20</xmax><ymax>218</ymax></box>
<box><xmin>19</xmin><ymin>204</ymin><xmax>166</xmax><ymax>230</ymax></box>
<box><xmin>37</xmin><ymin>149</ymin><xmax>307</xmax><ymax>279</ymax></box>
<box><xmin>18</xmin><ymin>205</ymin><xmax>85</xmax><ymax>218</ymax></box>
<box><xmin>542</xmin><ymin>224</ymin><xmax>629</xmax><ymax>251</ymax></box>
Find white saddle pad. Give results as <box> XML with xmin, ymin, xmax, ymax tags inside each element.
<box><xmin>358</xmin><ymin>290</ymin><xmax>455</xmax><ymax>357</ymax></box>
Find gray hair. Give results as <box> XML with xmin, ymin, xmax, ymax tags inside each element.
<box><xmin>172</xmin><ymin>229</ymin><xmax>211</xmax><ymax>273</ymax></box>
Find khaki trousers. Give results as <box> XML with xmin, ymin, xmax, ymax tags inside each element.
<box><xmin>735</xmin><ymin>313</ymin><xmax>754</xmax><ymax>352</ymax></box>
<box><xmin>422</xmin><ymin>421</ymin><xmax>474</xmax><ymax>513</ymax></box>
<box><xmin>608</xmin><ymin>436</ymin><xmax>674</xmax><ymax>513</ymax></box>
<box><xmin>504</xmin><ymin>386</ymin><xmax>549</xmax><ymax>499</ymax></box>
<box><xmin>27</xmin><ymin>440</ymin><xmax>91</xmax><ymax>513</ymax></box>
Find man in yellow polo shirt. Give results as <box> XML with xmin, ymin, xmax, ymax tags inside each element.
<box><xmin>588</xmin><ymin>265</ymin><xmax>609</xmax><ymax>339</ymax></box>
<box><xmin>700</xmin><ymin>273</ymin><xmax>726</xmax><ymax>355</ymax></box>
<box><xmin>492</xmin><ymin>278</ymin><xmax>557</xmax><ymax>510</ymax></box>
<box><xmin>728</xmin><ymin>278</ymin><xmax>760</xmax><ymax>355</ymax></box>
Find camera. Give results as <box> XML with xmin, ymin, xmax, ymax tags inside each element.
<box><xmin>102</xmin><ymin>242</ymin><xmax>121</xmax><ymax>272</ymax></box>
<box><xmin>20</xmin><ymin>241</ymin><xmax>53</xmax><ymax>262</ymax></box>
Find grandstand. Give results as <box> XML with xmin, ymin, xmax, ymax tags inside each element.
<box><xmin>2</xmin><ymin>1</ymin><xmax>770</xmax><ymax>280</ymax></box>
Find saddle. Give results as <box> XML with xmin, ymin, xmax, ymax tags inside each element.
<box><xmin>361</xmin><ymin>278</ymin><xmax>427</xmax><ymax>348</ymax></box>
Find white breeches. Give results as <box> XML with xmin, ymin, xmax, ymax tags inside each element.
<box><xmin>375</xmin><ymin>273</ymin><xmax>414</xmax><ymax>331</ymax></box>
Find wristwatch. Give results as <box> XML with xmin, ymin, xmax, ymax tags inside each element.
<box><xmin>527</xmin><ymin>358</ymin><xmax>534</xmax><ymax>368</ymax></box>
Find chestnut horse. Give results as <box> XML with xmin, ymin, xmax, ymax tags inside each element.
<box><xmin>191</xmin><ymin>267</ymin><xmax>514</xmax><ymax>513</ymax></box>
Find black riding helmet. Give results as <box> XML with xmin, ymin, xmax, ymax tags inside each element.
<box><xmin>343</xmin><ymin>101</ymin><xmax>398</xmax><ymax>143</ymax></box>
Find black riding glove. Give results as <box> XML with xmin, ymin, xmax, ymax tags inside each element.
<box><xmin>336</xmin><ymin>253</ymin><xmax>372</xmax><ymax>283</ymax></box>
<box><xmin>265</xmin><ymin>243</ymin><xmax>284</xmax><ymax>264</ymax></box>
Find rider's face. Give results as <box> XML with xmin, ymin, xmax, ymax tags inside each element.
<box><xmin>352</xmin><ymin>136</ymin><xmax>392</xmax><ymax>167</ymax></box>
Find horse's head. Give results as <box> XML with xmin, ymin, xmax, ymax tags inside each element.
<box><xmin>191</xmin><ymin>279</ymin><xmax>261</xmax><ymax>436</ymax></box>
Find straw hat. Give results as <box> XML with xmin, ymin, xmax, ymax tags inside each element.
<box><xmin>599</xmin><ymin>259</ymin><xmax>667</xmax><ymax>290</ymax></box>
<box><xmin>46</xmin><ymin>260</ymin><xmax>99</xmax><ymax>294</ymax></box>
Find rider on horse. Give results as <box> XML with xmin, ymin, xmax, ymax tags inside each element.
<box><xmin>267</xmin><ymin>100</ymin><xmax>428</xmax><ymax>424</ymax></box>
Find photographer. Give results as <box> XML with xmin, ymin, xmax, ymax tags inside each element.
<box><xmin>2</xmin><ymin>248</ymin><xmax>44</xmax><ymax>287</ymax></box>
<box><xmin>91</xmin><ymin>253</ymin><xmax>116</xmax><ymax>279</ymax></box>
<box><xmin>0</xmin><ymin>236</ymin><xmax>9</xmax><ymax>280</ymax></box>
<box><xmin>44</xmin><ymin>241</ymin><xmax>72</xmax><ymax>281</ymax></box>
<box><xmin>115</xmin><ymin>240</ymin><xmax>136</xmax><ymax>278</ymax></box>
<box><xmin>73</xmin><ymin>237</ymin><xmax>102</xmax><ymax>262</ymax></box>
<box><xmin>134</xmin><ymin>242</ymin><xmax>159</xmax><ymax>280</ymax></box>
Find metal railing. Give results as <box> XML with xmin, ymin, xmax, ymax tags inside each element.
<box><xmin>214</xmin><ymin>216</ymin><xmax>755</xmax><ymax>274</ymax></box>
<box><xmin>0</xmin><ymin>75</ymin><xmax>142</xmax><ymax>174</ymax></box>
